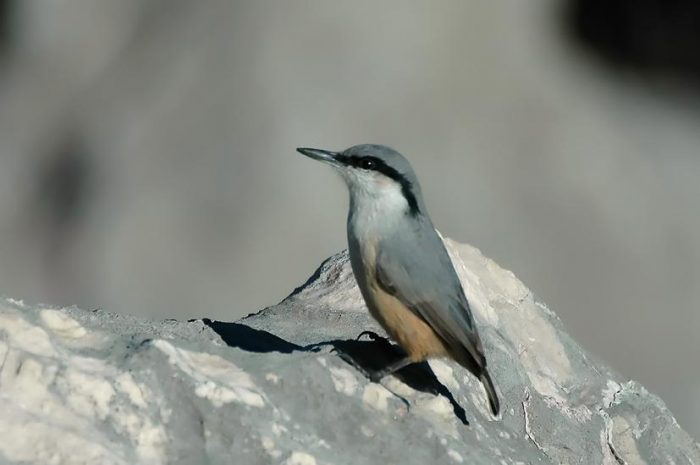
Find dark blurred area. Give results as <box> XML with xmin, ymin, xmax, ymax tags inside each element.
<box><xmin>0</xmin><ymin>0</ymin><xmax>13</xmax><ymax>56</ymax></box>
<box><xmin>0</xmin><ymin>0</ymin><xmax>697</xmax><ymax>438</ymax></box>
<box><xmin>568</xmin><ymin>0</ymin><xmax>700</xmax><ymax>79</ymax></box>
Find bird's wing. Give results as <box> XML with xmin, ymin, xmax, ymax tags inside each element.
<box><xmin>375</xmin><ymin>240</ymin><xmax>486</xmax><ymax>370</ymax></box>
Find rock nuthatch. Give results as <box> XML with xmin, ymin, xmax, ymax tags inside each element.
<box><xmin>297</xmin><ymin>144</ymin><xmax>500</xmax><ymax>416</ymax></box>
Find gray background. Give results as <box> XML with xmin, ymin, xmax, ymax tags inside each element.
<box><xmin>0</xmin><ymin>0</ymin><xmax>698</xmax><ymax>437</ymax></box>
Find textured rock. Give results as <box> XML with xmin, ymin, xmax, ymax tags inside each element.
<box><xmin>0</xmin><ymin>238</ymin><xmax>698</xmax><ymax>465</ymax></box>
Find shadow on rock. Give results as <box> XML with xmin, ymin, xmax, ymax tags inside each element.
<box><xmin>320</xmin><ymin>334</ymin><xmax>469</xmax><ymax>425</ymax></box>
<box><xmin>203</xmin><ymin>319</ymin><xmax>468</xmax><ymax>425</ymax></box>
<box><xmin>202</xmin><ymin>319</ymin><xmax>304</xmax><ymax>353</ymax></box>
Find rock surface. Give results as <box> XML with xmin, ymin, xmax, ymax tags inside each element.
<box><xmin>1</xmin><ymin>238</ymin><xmax>698</xmax><ymax>465</ymax></box>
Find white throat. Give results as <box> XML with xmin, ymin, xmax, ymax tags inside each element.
<box><xmin>345</xmin><ymin>174</ymin><xmax>409</xmax><ymax>238</ymax></box>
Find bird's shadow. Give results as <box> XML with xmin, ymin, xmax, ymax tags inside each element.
<box><xmin>201</xmin><ymin>319</ymin><xmax>468</xmax><ymax>425</ymax></box>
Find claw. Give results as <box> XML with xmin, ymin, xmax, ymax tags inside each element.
<box><xmin>356</xmin><ymin>330</ymin><xmax>382</xmax><ymax>341</ymax></box>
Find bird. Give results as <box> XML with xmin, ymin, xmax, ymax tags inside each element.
<box><xmin>297</xmin><ymin>144</ymin><xmax>500</xmax><ymax>416</ymax></box>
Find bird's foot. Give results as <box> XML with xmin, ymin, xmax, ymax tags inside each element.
<box><xmin>332</xmin><ymin>346</ymin><xmax>387</xmax><ymax>382</ymax></box>
<box><xmin>368</xmin><ymin>369</ymin><xmax>385</xmax><ymax>383</ymax></box>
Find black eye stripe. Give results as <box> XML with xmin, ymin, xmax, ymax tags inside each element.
<box><xmin>360</xmin><ymin>158</ymin><xmax>375</xmax><ymax>169</ymax></box>
<box><xmin>335</xmin><ymin>155</ymin><xmax>420</xmax><ymax>216</ymax></box>
<box><xmin>335</xmin><ymin>155</ymin><xmax>388</xmax><ymax>172</ymax></box>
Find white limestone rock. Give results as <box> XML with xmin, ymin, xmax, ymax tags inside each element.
<box><xmin>0</xmin><ymin>240</ymin><xmax>698</xmax><ymax>464</ymax></box>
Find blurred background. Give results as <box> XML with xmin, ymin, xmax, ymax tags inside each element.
<box><xmin>0</xmin><ymin>0</ymin><xmax>698</xmax><ymax>437</ymax></box>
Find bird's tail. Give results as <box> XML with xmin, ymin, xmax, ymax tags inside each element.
<box><xmin>479</xmin><ymin>370</ymin><xmax>500</xmax><ymax>417</ymax></box>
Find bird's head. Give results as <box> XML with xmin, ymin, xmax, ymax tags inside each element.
<box><xmin>297</xmin><ymin>144</ymin><xmax>423</xmax><ymax>216</ymax></box>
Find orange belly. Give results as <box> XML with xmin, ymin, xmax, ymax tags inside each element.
<box><xmin>367</xmin><ymin>283</ymin><xmax>449</xmax><ymax>362</ymax></box>
<box><xmin>351</xmin><ymin>235</ymin><xmax>449</xmax><ymax>362</ymax></box>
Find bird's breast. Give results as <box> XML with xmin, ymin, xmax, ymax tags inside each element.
<box><xmin>346</xmin><ymin>214</ymin><xmax>449</xmax><ymax>361</ymax></box>
<box><xmin>346</xmin><ymin>196</ymin><xmax>408</xmax><ymax>301</ymax></box>
<box><xmin>347</xmin><ymin>225</ymin><xmax>377</xmax><ymax>293</ymax></box>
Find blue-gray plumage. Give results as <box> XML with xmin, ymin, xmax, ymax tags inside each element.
<box><xmin>297</xmin><ymin>144</ymin><xmax>500</xmax><ymax>416</ymax></box>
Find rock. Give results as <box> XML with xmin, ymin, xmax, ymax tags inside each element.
<box><xmin>0</xmin><ymin>238</ymin><xmax>698</xmax><ymax>465</ymax></box>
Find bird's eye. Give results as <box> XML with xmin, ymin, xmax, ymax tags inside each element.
<box><xmin>360</xmin><ymin>158</ymin><xmax>375</xmax><ymax>170</ymax></box>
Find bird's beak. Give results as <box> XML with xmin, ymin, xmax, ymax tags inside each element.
<box><xmin>296</xmin><ymin>147</ymin><xmax>340</xmax><ymax>166</ymax></box>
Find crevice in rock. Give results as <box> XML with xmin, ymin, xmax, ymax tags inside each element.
<box><xmin>522</xmin><ymin>388</ymin><xmax>552</xmax><ymax>460</ymax></box>
<box><xmin>603</xmin><ymin>414</ymin><xmax>627</xmax><ymax>465</ymax></box>
<box><xmin>598</xmin><ymin>382</ymin><xmax>628</xmax><ymax>465</ymax></box>
<box><xmin>607</xmin><ymin>440</ymin><xmax>626</xmax><ymax>465</ymax></box>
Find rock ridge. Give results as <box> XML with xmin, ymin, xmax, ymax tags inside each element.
<box><xmin>0</xmin><ymin>239</ymin><xmax>698</xmax><ymax>464</ymax></box>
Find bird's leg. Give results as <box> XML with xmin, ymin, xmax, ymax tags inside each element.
<box><xmin>368</xmin><ymin>356</ymin><xmax>414</xmax><ymax>383</ymax></box>
<box><xmin>333</xmin><ymin>348</ymin><xmax>374</xmax><ymax>379</ymax></box>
